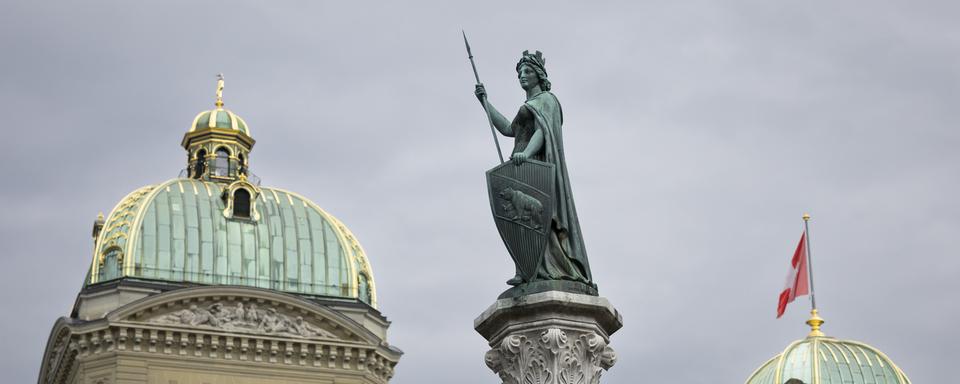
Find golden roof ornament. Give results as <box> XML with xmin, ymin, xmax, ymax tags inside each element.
<box><xmin>215</xmin><ymin>73</ymin><xmax>225</xmax><ymax>109</ymax></box>
<box><xmin>806</xmin><ymin>309</ymin><xmax>825</xmax><ymax>337</ymax></box>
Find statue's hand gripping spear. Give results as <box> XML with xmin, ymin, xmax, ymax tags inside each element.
<box><xmin>463</xmin><ymin>31</ymin><xmax>505</xmax><ymax>164</ymax></box>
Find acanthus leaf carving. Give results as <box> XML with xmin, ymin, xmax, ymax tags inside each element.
<box><xmin>486</xmin><ymin>327</ymin><xmax>616</xmax><ymax>384</ymax></box>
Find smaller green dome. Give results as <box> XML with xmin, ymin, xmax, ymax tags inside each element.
<box><xmin>747</xmin><ymin>315</ymin><xmax>911</xmax><ymax>384</ymax></box>
<box><xmin>190</xmin><ymin>108</ymin><xmax>250</xmax><ymax>136</ymax></box>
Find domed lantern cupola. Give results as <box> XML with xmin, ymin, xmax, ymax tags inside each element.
<box><xmin>83</xmin><ymin>75</ymin><xmax>380</xmax><ymax>307</ymax></box>
<box><xmin>182</xmin><ymin>74</ymin><xmax>255</xmax><ymax>184</ymax></box>
<box><xmin>181</xmin><ymin>74</ymin><xmax>261</xmax><ymax>221</ymax></box>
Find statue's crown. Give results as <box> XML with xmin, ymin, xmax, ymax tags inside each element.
<box><xmin>517</xmin><ymin>50</ymin><xmax>547</xmax><ymax>75</ymax></box>
<box><xmin>522</xmin><ymin>50</ymin><xmax>545</xmax><ymax>65</ymax></box>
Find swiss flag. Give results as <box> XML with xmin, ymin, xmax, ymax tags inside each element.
<box><xmin>777</xmin><ymin>233</ymin><xmax>809</xmax><ymax>318</ymax></box>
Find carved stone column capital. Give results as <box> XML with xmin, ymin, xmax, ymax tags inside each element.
<box><xmin>475</xmin><ymin>291</ymin><xmax>622</xmax><ymax>384</ymax></box>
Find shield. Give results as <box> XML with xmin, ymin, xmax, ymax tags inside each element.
<box><xmin>486</xmin><ymin>159</ymin><xmax>556</xmax><ymax>281</ymax></box>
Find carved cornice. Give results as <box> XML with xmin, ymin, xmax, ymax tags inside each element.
<box><xmin>40</xmin><ymin>320</ymin><xmax>397</xmax><ymax>384</ymax></box>
<box><xmin>181</xmin><ymin>127</ymin><xmax>255</xmax><ymax>151</ymax></box>
<box><xmin>53</xmin><ymin>324</ymin><xmax>395</xmax><ymax>382</ymax></box>
<box><xmin>41</xmin><ymin>287</ymin><xmax>401</xmax><ymax>384</ymax></box>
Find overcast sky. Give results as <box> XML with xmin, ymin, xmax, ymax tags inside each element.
<box><xmin>1</xmin><ymin>1</ymin><xmax>957</xmax><ymax>383</ymax></box>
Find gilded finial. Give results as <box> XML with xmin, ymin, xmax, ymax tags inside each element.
<box><xmin>215</xmin><ymin>73</ymin><xmax>225</xmax><ymax>109</ymax></box>
<box><xmin>803</xmin><ymin>213</ymin><xmax>810</xmax><ymax>221</ymax></box>
<box><xmin>806</xmin><ymin>309</ymin><xmax>825</xmax><ymax>337</ymax></box>
<box><xmin>96</xmin><ymin>212</ymin><xmax>105</xmax><ymax>222</ymax></box>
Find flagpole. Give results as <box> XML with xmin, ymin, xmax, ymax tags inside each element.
<box><xmin>802</xmin><ymin>213</ymin><xmax>825</xmax><ymax>337</ymax></box>
<box><xmin>803</xmin><ymin>213</ymin><xmax>816</xmax><ymax>310</ymax></box>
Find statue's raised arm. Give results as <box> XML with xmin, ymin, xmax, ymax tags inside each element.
<box><xmin>474</xmin><ymin>85</ymin><xmax>513</xmax><ymax>137</ymax></box>
<box><xmin>479</xmin><ymin>50</ymin><xmax>596</xmax><ymax>298</ymax></box>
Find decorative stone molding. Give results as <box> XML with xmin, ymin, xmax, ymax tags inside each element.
<box><xmin>107</xmin><ymin>286</ymin><xmax>377</xmax><ymax>343</ymax></box>
<box><xmin>476</xmin><ymin>291</ymin><xmax>622</xmax><ymax>384</ymax></box>
<box><xmin>485</xmin><ymin>327</ymin><xmax>616</xmax><ymax>384</ymax></box>
<box><xmin>149</xmin><ymin>301</ymin><xmax>338</xmax><ymax>339</ymax></box>
<box><xmin>40</xmin><ymin>287</ymin><xmax>402</xmax><ymax>384</ymax></box>
<box><xmin>40</xmin><ymin>318</ymin><xmax>397</xmax><ymax>384</ymax></box>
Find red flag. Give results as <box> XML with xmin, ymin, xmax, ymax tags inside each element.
<box><xmin>777</xmin><ymin>233</ymin><xmax>809</xmax><ymax>318</ymax></box>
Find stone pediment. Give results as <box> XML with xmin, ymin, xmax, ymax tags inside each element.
<box><xmin>107</xmin><ymin>286</ymin><xmax>376</xmax><ymax>343</ymax></box>
<box><xmin>145</xmin><ymin>300</ymin><xmax>339</xmax><ymax>340</ymax></box>
<box><xmin>40</xmin><ymin>286</ymin><xmax>401</xmax><ymax>384</ymax></box>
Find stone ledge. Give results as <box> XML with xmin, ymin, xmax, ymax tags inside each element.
<box><xmin>497</xmin><ymin>280</ymin><xmax>598</xmax><ymax>299</ymax></box>
<box><xmin>474</xmin><ymin>291</ymin><xmax>622</xmax><ymax>342</ymax></box>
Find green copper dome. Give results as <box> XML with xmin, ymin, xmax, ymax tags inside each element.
<box><xmin>746</xmin><ymin>315</ymin><xmax>910</xmax><ymax>384</ymax></box>
<box><xmin>88</xmin><ymin>178</ymin><xmax>378</xmax><ymax>307</ymax></box>
<box><xmin>190</xmin><ymin>108</ymin><xmax>250</xmax><ymax>136</ymax></box>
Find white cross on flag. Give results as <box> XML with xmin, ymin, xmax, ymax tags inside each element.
<box><xmin>777</xmin><ymin>233</ymin><xmax>809</xmax><ymax>318</ymax></box>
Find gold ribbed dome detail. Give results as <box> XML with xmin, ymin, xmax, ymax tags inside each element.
<box><xmin>745</xmin><ymin>311</ymin><xmax>911</xmax><ymax>384</ymax></box>
<box><xmin>88</xmin><ymin>179</ymin><xmax>378</xmax><ymax>308</ymax></box>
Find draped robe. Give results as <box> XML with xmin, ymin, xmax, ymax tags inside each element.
<box><xmin>509</xmin><ymin>91</ymin><xmax>592</xmax><ymax>284</ymax></box>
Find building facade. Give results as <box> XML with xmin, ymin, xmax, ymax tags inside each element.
<box><xmin>38</xmin><ymin>78</ymin><xmax>401</xmax><ymax>384</ymax></box>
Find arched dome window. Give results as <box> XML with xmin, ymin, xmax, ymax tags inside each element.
<box><xmin>233</xmin><ymin>189</ymin><xmax>251</xmax><ymax>218</ymax></box>
<box><xmin>213</xmin><ymin>147</ymin><xmax>230</xmax><ymax>177</ymax></box>
<box><xmin>193</xmin><ymin>149</ymin><xmax>207</xmax><ymax>179</ymax></box>
<box><xmin>358</xmin><ymin>273</ymin><xmax>372</xmax><ymax>305</ymax></box>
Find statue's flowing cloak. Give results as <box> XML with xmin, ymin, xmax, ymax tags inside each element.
<box><xmin>523</xmin><ymin>91</ymin><xmax>592</xmax><ymax>282</ymax></box>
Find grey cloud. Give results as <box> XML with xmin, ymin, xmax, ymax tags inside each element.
<box><xmin>1</xmin><ymin>1</ymin><xmax>956</xmax><ymax>383</ymax></box>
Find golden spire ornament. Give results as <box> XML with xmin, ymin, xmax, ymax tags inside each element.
<box><xmin>806</xmin><ymin>309</ymin><xmax>825</xmax><ymax>337</ymax></box>
<box><xmin>215</xmin><ymin>73</ymin><xmax>225</xmax><ymax>109</ymax></box>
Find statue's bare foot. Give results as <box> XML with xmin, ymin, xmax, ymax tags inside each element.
<box><xmin>506</xmin><ymin>275</ymin><xmax>523</xmax><ymax>286</ymax></box>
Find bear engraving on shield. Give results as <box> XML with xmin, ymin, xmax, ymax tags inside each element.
<box><xmin>497</xmin><ymin>187</ymin><xmax>544</xmax><ymax>230</ymax></box>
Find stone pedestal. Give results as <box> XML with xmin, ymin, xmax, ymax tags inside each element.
<box><xmin>475</xmin><ymin>291</ymin><xmax>622</xmax><ymax>384</ymax></box>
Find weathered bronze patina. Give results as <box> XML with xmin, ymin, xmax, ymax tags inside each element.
<box><xmin>487</xmin><ymin>159</ymin><xmax>556</xmax><ymax>282</ymax></box>
<box><xmin>471</xmin><ymin>49</ymin><xmax>596</xmax><ymax>297</ymax></box>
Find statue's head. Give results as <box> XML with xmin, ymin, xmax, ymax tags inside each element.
<box><xmin>516</xmin><ymin>50</ymin><xmax>551</xmax><ymax>91</ymax></box>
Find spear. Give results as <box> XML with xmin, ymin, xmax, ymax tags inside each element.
<box><xmin>463</xmin><ymin>31</ymin><xmax>505</xmax><ymax>164</ymax></box>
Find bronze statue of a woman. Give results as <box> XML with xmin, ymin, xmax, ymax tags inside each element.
<box><xmin>475</xmin><ymin>51</ymin><xmax>594</xmax><ymax>293</ymax></box>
